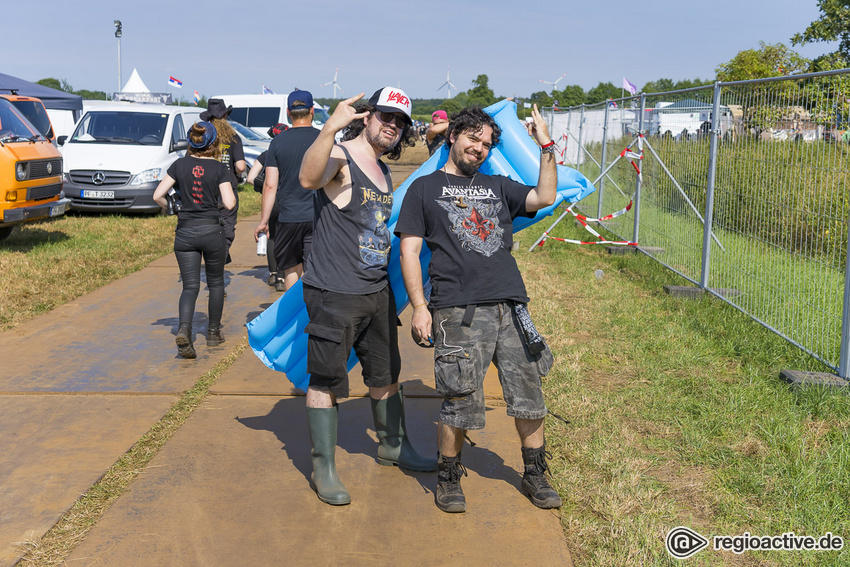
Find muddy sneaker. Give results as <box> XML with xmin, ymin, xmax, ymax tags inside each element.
<box><xmin>520</xmin><ymin>445</ymin><xmax>562</xmax><ymax>509</ymax></box>
<box><xmin>176</xmin><ymin>324</ymin><xmax>196</xmax><ymax>359</ymax></box>
<box><xmin>435</xmin><ymin>454</ymin><xmax>467</xmax><ymax>513</ymax></box>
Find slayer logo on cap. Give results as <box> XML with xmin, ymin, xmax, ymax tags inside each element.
<box><xmin>386</xmin><ymin>90</ymin><xmax>410</xmax><ymax>109</ymax></box>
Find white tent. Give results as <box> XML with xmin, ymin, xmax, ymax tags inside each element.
<box><xmin>113</xmin><ymin>68</ymin><xmax>171</xmax><ymax>104</ymax></box>
<box><xmin>120</xmin><ymin>68</ymin><xmax>150</xmax><ymax>93</ymax></box>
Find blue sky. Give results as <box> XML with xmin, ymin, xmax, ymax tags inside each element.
<box><xmin>6</xmin><ymin>0</ymin><xmax>837</xmax><ymax>100</ymax></box>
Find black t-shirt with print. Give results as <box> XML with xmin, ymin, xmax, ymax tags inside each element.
<box><xmin>167</xmin><ymin>156</ymin><xmax>230</xmax><ymax>220</ymax></box>
<box><xmin>219</xmin><ymin>135</ymin><xmax>245</xmax><ymax>189</ymax></box>
<box><xmin>395</xmin><ymin>170</ymin><xmax>534</xmax><ymax>309</ymax></box>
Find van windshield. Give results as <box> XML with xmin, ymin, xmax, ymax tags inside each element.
<box><xmin>313</xmin><ymin>106</ymin><xmax>329</xmax><ymax>125</ymax></box>
<box><xmin>10</xmin><ymin>100</ymin><xmax>53</xmax><ymax>139</ymax></box>
<box><xmin>229</xmin><ymin>120</ymin><xmax>270</xmax><ymax>141</ymax></box>
<box><xmin>0</xmin><ymin>99</ymin><xmax>41</xmax><ymax>142</ymax></box>
<box><xmin>70</xmin><ymin>111</ymin><xmax>169</xmax><ymax>145</ymax></box>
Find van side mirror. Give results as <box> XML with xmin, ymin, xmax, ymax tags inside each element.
<box><xmin>171</xmin><ymin>139</ymin><xmax>188</xmax><ymax>152</ymax></box>
<box><xmin>57</xmin><ymin>135</ymin><xmax>67</xmax><ymax>146</ymax></box>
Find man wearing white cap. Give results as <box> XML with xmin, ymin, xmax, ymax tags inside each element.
<box><xmin>297</xmin><ymin>88</ymin><xmax>435</xmax><ymax>506</ymax></box>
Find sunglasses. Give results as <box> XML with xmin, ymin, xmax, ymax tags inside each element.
<box><xmin>376</xmin><ymin>111</ymin><xmax>407</xmax><ymax>129</ymax></box>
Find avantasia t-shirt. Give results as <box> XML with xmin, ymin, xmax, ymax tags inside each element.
<box><xmin>167</xmin><ymin>156</ymin><xmax>230</xmax><ymax>220</ymax></box>
<box><xmin>394</xmin><ymin>170</ymin><xmax>534</xmax><ymax>309</ymax></box>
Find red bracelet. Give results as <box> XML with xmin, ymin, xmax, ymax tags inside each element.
<box><xmin>540</xmin><ymin>141</ymin><xmax>555</xmax><ymax>149</ymax></box>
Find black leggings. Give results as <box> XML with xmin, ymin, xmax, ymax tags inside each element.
<box><xmin>174</xmin><ymin>224</ymin><xmax>227</xmax><ymax>328</ymax></box>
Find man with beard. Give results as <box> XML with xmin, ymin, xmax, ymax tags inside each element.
<box><xmin>395</xmin><ymin>105</ymin><xmax>562</xmax><ymax>513</ymax></box>
<box><xmin>297</xmin><ymin>87</ymin><xmax>437</xmax><ymax>506</ymax></box>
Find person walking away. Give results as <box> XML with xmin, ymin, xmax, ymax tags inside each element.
<box><xmin>247</xmin><ymin>123</ymin><xmax>288</xmax><ymax>288</ymax></box>
<box><xmin>200</xmin><ymin>99</ymin><xmax>245</xmax><ymax>265</ymax></box>
<box><xmin>254</xmin><ymin>90</ymin><xmax>320</xmax><ymax>293</ymax></box>
<box><xmin>297</xmin><ymin>87</ymin><xmax>436</xmax><ymax>506</ymax></box>
<box><xmin>153</xmin><ymin>122</ymin><xmax>236</xmax><ymax>358</ymax></box>
<box><xmin>396</xmin><ymin>105</ymin><xmax>562</xmax><ymax>513</ymax></box>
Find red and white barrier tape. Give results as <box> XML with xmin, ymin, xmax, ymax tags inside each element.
<box><xmin>539</xmin><ymin>136</ymin><xmax>644</xmax><ymax>247</ymax></box>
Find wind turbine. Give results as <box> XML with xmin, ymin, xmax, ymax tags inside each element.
<box><xmin>321</xmin><ymin>68</ymin><xmax>344</xmax><ymax>99</ymax></box>
<box><xmin>436</xmin><ymin>69</ymin><xmax>458</xmax><ymax>99</ymax></box>
<box><xmin>539</xmin><ymin>73</ymin><xmax>567</xmax><ymax>94</ymax></box>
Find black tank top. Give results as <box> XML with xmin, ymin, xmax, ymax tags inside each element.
<box><xmin>302</xmin><ymin>145</ymin><xmax>394</xmax><ymax>294</ymax></box>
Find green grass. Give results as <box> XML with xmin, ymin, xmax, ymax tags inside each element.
<box><xmin>517</xmin><ymin>217</ymin><xmax>850</xmax><ymax>566</ymax></box>
<box><xmin>0</xmin><ymin>185</ymin><xmax>260</xmax><ymax>332</ymax></box>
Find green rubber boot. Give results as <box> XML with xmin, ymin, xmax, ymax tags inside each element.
<box><xmin>370</xmin><ymin>385</ymin><xmax>437</xmax><ymax>472</ymax></box>
<box><xmin>306</xmin><ymin>406</ymin><xmax>351</xmax><ymax>506</ymax></box>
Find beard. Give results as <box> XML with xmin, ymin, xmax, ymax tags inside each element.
<box><xmin>450</xmin><ymin>143</ymin><xmax>483</xmax><ymax>177</ymax></box>
<box><xmin>366</xmin><ymin>123</ymin><xmax>399</xmax><ymax>154</ymax></box>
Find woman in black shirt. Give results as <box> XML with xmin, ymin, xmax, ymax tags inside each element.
<box><xmin>154</xmin><ymin>121</ymin><xmax>236</xmax><ymax>358</ymax></box>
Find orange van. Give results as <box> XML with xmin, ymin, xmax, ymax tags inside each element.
<box><xmin>4</xmin><ymin>92</ymin><xmax>55</xmax><ymax>142</ymax></box>
<box><xmin>0</xmin><ymin>94</ymin><xmax>69</xmax><ymax>240</ymax></box>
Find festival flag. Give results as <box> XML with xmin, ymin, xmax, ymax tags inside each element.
<box><xmin>622</xmin><ymin>77</ymin><xmax>637</xmax><ymax>95</ymax></box>
<box><xmin>168</xmin><ymin>76</ymin><xmax>183</xmax><ymax>88</ymax></box>
<box><xmin>262</xmin><ymin>84</ymin><xmax>274</xmax><ymax>94</ymax></box>
<box><xmin>193</xmin><ymin>91</ymin><xmax>200</xmax><ymax>106</ymax></box>
<box><xmin>524</xmin><ymin>102</ymin><xmax>532</xmax><ymax>109</ymax></box>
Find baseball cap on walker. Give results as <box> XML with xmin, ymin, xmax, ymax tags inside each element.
<box><xmin>368</xmin><ymin>87</ymin><xmax>412</xmax><ymax>124</ymax></box>
<box><xmin>287</xmin><ymin>89</ymin><xmax>314</xmax><ymax>111</ymax></box>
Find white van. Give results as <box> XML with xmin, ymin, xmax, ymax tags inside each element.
<box><xmin>58</xmin><ymin>103</ymin><xmax>202</xmax><ymax>213</ymax></box>
<box><xmin>213</xmin><ymin>94</ymin><xmax>329</xmax><ymax>136</ymax></box>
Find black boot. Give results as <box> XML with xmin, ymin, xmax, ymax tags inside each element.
<box><xmin>371</xmin><ymin>385</ymin><xmax>437</xmax><ymax>471</ymax></box>
<box><xmin>520</xmin><ymin>445</ymin><xmax>562</xmax><ymax>509</ymax></box>
<box><xmin>206</xmin><ymin>325</ymin><xmax>225</xmax><ymax>346</ymax></box>
<box><xmin>175</xmin><ymin>323</ymin><xmax>196</xmax><ymax>359</ymax></box>
<box><xmin>435</xmin><ymin>454</ymin><xmax>467</xmax><ymax>513</ymax></box>
<box><xmin>306</xmin><ymin>406</ymin><xmax>351</xmax><ymax>506</ymax></box>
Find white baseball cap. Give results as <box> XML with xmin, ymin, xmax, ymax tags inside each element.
<box><xmin>368</xmin><ymin>87</ymin><xmax>412</xmax><ymax>124</ymax></box>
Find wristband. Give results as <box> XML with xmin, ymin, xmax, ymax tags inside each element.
<box><xmin>412</xmin><ymin>303</ymin><xmax>428</xmax><ymax>309</ymax></box>
<box><xmin>540</xmin><ymin>140</ymin><xmax>555</xmax><ymax>149</ymax></box>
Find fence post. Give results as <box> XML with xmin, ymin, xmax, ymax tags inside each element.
<box><xmin>576</xmin><ymin>104</ymin><xmax>585</xmax><ymax>168</ymax></box>
<box><xmin>699</xmin><ymin>82</ymin><xmax>722</xmax><ymax>289</ymax></box>
<box><xmin>548</xmin><ymin>105</ymin><xmax>555</xmax><ymax>141</ymax></box>
<box><xmin>565</xmin><ymin>110</ymin><xmax>572</xmax><ymax>166</ymax></box>
<box><xmin>598</xmin><ymin>103</ymin><xmax>610</xmax><ymax>219</ymax></box>
<box><xmin>840</xmin><ymin>218</ymin><xmax>850</xmax><ymax>379</ymax></box>
<box><xmin>632</xmin><ymin>94</ymin><xmax>646</xmax><ymax>244</ymax></box>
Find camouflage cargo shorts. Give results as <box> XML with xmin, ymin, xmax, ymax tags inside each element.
<box><xmin>432</xmin><ymin>303</ymin><xmax>554</xmax><ymax>430</ymax></box>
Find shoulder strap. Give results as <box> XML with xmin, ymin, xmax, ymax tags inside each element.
<box><xmin>378</xmin><ymin>160</ymin><xmax>392</xmax><ymax>189</ymax></box>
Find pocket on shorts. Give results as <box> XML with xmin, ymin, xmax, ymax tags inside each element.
<box><xmin>305</xmin><ymin>321</ymin><xmax>344</xmax><ymax>344</ymax></box>
<box><xmin>434</xmin><ymin>349</ymin><xmax>476</xmax><ymax>397</ymax></box>
<box><xmin>533</xmin><ymin>343</ymin><xmax>554</xmax><ymax>377</ymax></box>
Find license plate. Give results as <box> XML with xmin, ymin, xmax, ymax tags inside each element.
<box><xmin>82</xmin><ymin>190</ymin><xmax>114</xmax><ymax>199</ymax></box>
<box><xmin>50</xmin><ymin>202</ymin><xmax>67</xmax><ymax>217</ymax></box>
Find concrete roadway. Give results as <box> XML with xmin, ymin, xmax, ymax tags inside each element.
<box><xmin>0</xmin><ymin>167</ymin><xmax>572</xmax><ymax>566</ymax></box>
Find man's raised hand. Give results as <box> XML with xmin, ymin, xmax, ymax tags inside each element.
<box><xmin>525</xmin><ymin>103</ymin><xmax>553</xmax><ymax>147</ymax></box>
<box><xmin>325</xmin><ymin>93</ymin><xmax>370</xmax><ymax>133</ymax></box>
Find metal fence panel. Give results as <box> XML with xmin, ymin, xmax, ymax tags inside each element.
<box><xmin>709</xmin><ymin>75</ymin><xmax>850</xmax><ymax>371</ymax></box>
<box><xmin>544</xmin><ymin>70</ymin><xmax>850</xmax><ymax>376</ymax></box>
